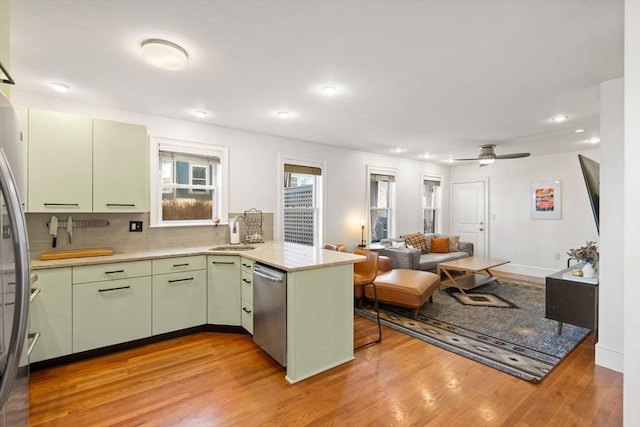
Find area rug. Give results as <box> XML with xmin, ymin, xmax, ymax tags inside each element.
<box><xmin>355</xmin><ymin>279</ymin><xmax>590</xmax><ymax>383</ymax></box>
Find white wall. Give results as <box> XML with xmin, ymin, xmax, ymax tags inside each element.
<box><xmin>450</xmin><ymin>149</ymin><xmax>599</xmax><ymax>277</ymax></box>
<box><xmin>596</xmin><ymin>78</ymin><xmax>624</xmax><ymax>373</ymax></box>
<box><xmin>624</xmin><ymin>1</ymin><xmax>640</xmax><ymax>423</ymax></box>
<box><xmin>12</xmin><ymin>91</ymin><xmax>449</xmax><ymax>251</ymax></box>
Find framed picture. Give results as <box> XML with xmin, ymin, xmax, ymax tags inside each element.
<box><xmin>530</xmin><ymin>180</ymin><xmax>562</xmax><ymax>219</ymax></box>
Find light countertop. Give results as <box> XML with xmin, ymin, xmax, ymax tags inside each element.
<box><xmin>31</xmin><ymin>241</ymin><xmax>365</xmax><ymax>272</ymax></box>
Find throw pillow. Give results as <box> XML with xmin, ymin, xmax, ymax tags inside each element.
<box><xmin>425</xmin><ymin>235</ymin><xmax>433</xmax><ymax>253</ymax></box>
<box><xmin>391</xmin><ymin>240</ymin><xmax>407</xmax><ymax>249</ymax></box>
<box><xmin>403</xmin><ymin>232</ymin><xmax>429</xmax><ymax>254</ymax></box>
<box><xmin>431</xmin><ymin>237</ymin><xmax>450</xmax><ymax>253</ymax></box>
<box><xmin>449</xmin><ymin>235</ymin><xmax>460</xmax><ymax>252</ymax></box>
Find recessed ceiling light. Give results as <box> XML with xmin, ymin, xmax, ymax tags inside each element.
<box><xmin>193</xmin><ymin>110</ymin><xmax>208</xmax><ymax>118</ymax></box>
<box><xmin>550</xmin><ymin>115</ymin><xmax>570</xmax><ymax>123</ymax></box>
<box><xmin>277</xmin><ymin>111</ymin><xmax>290</xmax><ymax>119</ymax></box>
<box><xmin>575</xmin><ymin>129</ymin><xmax>585</xmax><ymax>133</ymax></box>
<box><xmin>141</xmin><ymin>39</ymin><xmax>188</xmax><ymax>71</ymax></box>
<box><xmin>392</xmin><ymin>148</ymin><xmax>406</xmax><ymax>153</ymax></box>
<box><xmin>321</xmin><ymin>85</ymin><xmax>337</xmax><ymax>96</ymax></box>
<box><xmin>586</xmin><ymin>137</ymin><xmax>600</xmax><ymax>144</ymax></box>
<box><xmin>50</xmin><ymin>82</ymin><xmax>70</xmax><ymax>92</ymax></box>
<box><xmin>422</xmin><ymin>153</ymin><xmax>431</xmax><ymax>159</ymax></box>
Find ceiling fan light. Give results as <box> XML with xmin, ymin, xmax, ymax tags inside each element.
<box><xmin>141</xmin><ymin>39</ymin><xmax>188</xmax><ymax>71</ymax></box>
<box><xmin>479</xmin><ymin>157</ymin><xmax>495</xmax><ymax>165</ymax></box>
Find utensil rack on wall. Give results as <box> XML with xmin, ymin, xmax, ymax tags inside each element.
<box><xmin>243</xmin><ymin>208</ymin><xmax>264</xmax><ymax>243</ymax></box>
<box><xmin>45</xmin><ymin>219</ymin><xmax>110</xmax><ymax>229</ymax></box>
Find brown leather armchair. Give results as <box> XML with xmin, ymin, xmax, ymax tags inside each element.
<box><xmin>353</xmin><ymin>249</ymin><xmax>382</xmax><ymax>349</ymax></box>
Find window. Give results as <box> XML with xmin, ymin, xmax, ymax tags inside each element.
<box><xmin>151</xmin><ymin>137</ymin><xmax>228</xmax><ymax>227</ymax></box>
<box><xmin>423</xmin><ymin>178</ymin><xmax>441</xmax><ymax>234</ymax></box>
<box><xmin>368</xmin><ymin>167</ymin><xmax>396</xmax><ymax>243</ymax></box>
<box><xmin>283</xmin><ymin>163</ymin><xmax>323</xmax><ymax>246</ymax></box>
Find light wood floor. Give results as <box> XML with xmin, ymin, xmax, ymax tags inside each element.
<box><xmin>29</xmin><ymin>273</ymin><xmax>622</xmax><ymax>426</ymax></box>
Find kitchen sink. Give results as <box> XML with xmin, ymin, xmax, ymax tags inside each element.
<box><xmin>209</xmin><ymin>245</ymin><xmax>256</xmax><ymax>251</ymax></box>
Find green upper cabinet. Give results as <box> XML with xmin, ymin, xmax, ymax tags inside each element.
<box><xmin>27</xmin><ymin>109</ymin><xmax>93</xmax><ymax>212</ymax></box>
<box><xmin>25</xmin><ymin>108</ymin><xmax>149</xmax><ymax>213</ymax></box>
<box><xmin>93</xmin><ymin>118</ymin><xmax>149</xmax><ymax>212</ymax></box>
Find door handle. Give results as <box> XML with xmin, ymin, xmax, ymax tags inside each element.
<box><xmin>479</xmin><ymin>228</ymin><xmax>484</xmax><ymax>231</ymax></box>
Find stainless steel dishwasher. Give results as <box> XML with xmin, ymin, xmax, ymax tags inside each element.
<box><xmin>252</xmin><ymin>263</ymin><xmax>287</xmax><ymax>366</ymax></box>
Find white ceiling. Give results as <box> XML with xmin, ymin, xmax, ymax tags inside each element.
<box><xmin>9</xmin><ymin>0</ymin><xmax>623</xmax><ymax>163</ymax></box>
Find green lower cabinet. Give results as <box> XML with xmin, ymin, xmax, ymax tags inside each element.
<box><xmin>207</xmin><ymin>255</ymin><xmax>241</xmax><ymax>326</ymax></box>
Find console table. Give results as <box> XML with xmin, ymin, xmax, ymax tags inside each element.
<box><xmin>545</xmin><ymin>265</ymin><xmax>598</xmax><ymax>338</ymax></box>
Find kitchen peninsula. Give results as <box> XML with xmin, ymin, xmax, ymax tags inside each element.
<box><xmin>31</xmin><ymin>242</ymin><xmax>365</xmax><ymax>383</ymax></box>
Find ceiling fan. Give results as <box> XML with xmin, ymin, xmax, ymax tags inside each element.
<box><xmin>454</xmin><ymin>144</ymin><xmax>530</xmax><ymax>166</ymax></box>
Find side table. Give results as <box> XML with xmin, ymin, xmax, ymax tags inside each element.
<box><xmin>545</xmin><ymin>265</ymin><xmax>598</xmax><ymax>340</ymax></box>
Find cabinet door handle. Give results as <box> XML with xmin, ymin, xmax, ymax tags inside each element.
<box><xmin>211</xmin><ymin>261</ymin><xmax>235</xmax><ymax>265</ymax></box>
<box><xmin>44</xmin><ymin>203</ymin><xmax>79</xmax><ymax>207</ymax></box>
<box><xmin>173</xmin><ymin>263</ymin><xmax>189</xmax><ymax>267</ymax></box>
<box><xmin>242</xmin><ymin>307</ymin><xmax>252</xmax><ymax>314</ymax></box>
<box><xmin>242</xmin><ymin>263</ymin><xmax>252</xmax><ymax>268</ymax></box>
<box><xmin>105</xmin><ymin>269</ymin><xmax>125</xmax><ymax>274</ymax></box>
<box><xmin>98</xmin><ymin>285</ymin><xmax>131</xmax><ymax>293</ymax></box>
<box><xmin>168</xmin><ymin>277</ymin><xmax>194</xmax><ymax>284</ymax></box>
<box><xmin>242</xmin><ymin>278</ymin><xmax>252</xmax><ymax>284</ymax></box>
<box><xmin>106</xmin><ymin>203</ymin><xmax>136</xmax><ymax>207</ymax></box>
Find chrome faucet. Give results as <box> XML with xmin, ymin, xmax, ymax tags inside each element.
<box><xmin>230</xmin><ymin>215</ymin><xmax>245</xmax><ymax>244</ymax></box>
<box><xmin>232</xmin><ymin>215</ymin><xmax>245</xmax><ymax>233</ymax></box>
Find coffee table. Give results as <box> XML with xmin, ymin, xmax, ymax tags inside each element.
<box><xmin>437</xmin><ymin>257</ymin><xmax>510</xmax><ymax>295</ymax></box>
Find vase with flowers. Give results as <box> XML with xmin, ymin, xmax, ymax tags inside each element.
<box><xmin>567</xmin><ymin>241</ymin><xmax>599</xmax><ymax>278</ymax></box>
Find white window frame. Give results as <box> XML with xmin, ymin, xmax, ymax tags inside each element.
<box><xmin>276</xmin><ymin>153</ymin><xmax>326</xmax><ymax>246</ymax></box>
<box><xmin>422</xmin><ymin>173</ymin><xmax>442</xmax><ymax>234</ymax></box>
<box><xmin>150</xmin><ymin>136</ymin><xmax>229</xmax><ymax>227</ymax></box>
<box><xmin>189</xmin><ymin>163</ymin><xmax>209</xmax><ymax>194</ymax></box>
<box><xmin>366</xmin><ymin>165</ymin><xmax>397</xmax><ymax>243</ymax></box>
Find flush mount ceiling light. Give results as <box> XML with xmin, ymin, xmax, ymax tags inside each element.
<box><xmin>392</xmin><ymin>148</ymin><xmax>406</xmax><ymax>154</ymax></box>
<box><xmin>586</xmin><ymin>137</ymin><xmax>600</xmax><ymax>144</ymax></box>
<box><xmin>550</xmin><ymin>115</ymin><xmax>570</xmax><ymax>123</ymax></box>
<box><xmin>321</xmin><ymin>85</ymin><xmax>337</xmax><ymax>95</ymax></box>
<box><xmin>193</xmin><ymin>110</ymin><xmax>208</xmax><ymax>118</ymax></box>
<box><xmin>277</xmin><ymin>111</ymin><xmax>290</xmax><ymax>119</ymax></box>
<box><xmin>50</xmin><ymin>82</ymin><xmax>70</xmax><ymax>92</ymax></box>
<box><xmin>575</xmin><ymin>129</ymin><xmax>585</xmax><ymax>133</ymax></box>
<box><xmin>141</xmin><ymin>39</ymin><xmax>188</xmax><ymax>71</ymax></box>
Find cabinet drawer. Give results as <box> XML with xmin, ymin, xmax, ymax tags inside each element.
<box><xmin>241</xmin><ymin>257</ymin><xmax>254</xmax><ymax>274</ymax></box>
<box><xmin>241</xmin><ymin>300</ymin><xmax>253</xmax><ymax>334</ymax></box>
<box><xmin>209</xmin><ymin>255</ymin><xmax>240</xmax><ymax>268</ymax></box>
<box><xmin>152</xmin><ymin>270</ymin><xmax>207</xmax><ymax>335</ymax></box>
<box><xmin>241</xmin><ymin>271</ymin><xmax>253</xmax><ymax>303</ymax></box>
<box><xmin>72</xmin><ymin>276</ymin><xmax>152</xmax><ymax>353</ymax></box>
<box><xmin>152</xmin><ymin>256</ymin><xmax>206</xmax><ymax>275</ymax></box>
<box><xmin>73</xmin><ymin>260</ymin><xmax>152</xmax><ymax>284</ymax></box>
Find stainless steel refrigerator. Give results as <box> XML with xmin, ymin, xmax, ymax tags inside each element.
<box><xmin>0</xmin><ymin>90</ymin><xmax>31</xmax><ymax>426</ymax></box>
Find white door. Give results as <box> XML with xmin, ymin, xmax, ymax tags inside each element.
<box><xmin>451</xmin><ymin>180</ymin><xmax>487</xmax><ymax>257</ymax></box>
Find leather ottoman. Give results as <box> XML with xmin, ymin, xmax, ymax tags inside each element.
<box><xmin>365</xmin><ymin>269</ymin><xmax>441</xmax><ymax>319</ymax></box>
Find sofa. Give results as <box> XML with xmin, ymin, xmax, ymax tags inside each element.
<box><xmin>371</xmin><ymin>233</ymin><xmax>474</xmax><ymax>272</ymax></box>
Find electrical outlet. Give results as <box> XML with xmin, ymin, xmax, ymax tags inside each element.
<box><xmin>129</xmin><ymin>221</ymin><xmax>143</xmax><ymax>232</ymax></box>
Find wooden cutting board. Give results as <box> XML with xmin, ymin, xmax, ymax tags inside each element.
<box><xmin>40</xmin><ymin>248</ymin><xmax>115</xmax><ymax>261</ymax></box>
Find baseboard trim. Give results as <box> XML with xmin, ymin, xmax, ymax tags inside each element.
<box><xmin>491</xmin><ymin>263</ymin><xmax>558</xmax><ymax>278</ymax></box>
<box><xmin>595</xmin><ymin>343</ymin><xmax>624</xmax><ymax>373</ymax></box>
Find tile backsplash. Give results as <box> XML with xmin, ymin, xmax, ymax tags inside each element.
<box><xmin>26</xmin><ymin>212</ymin><xmax>274</xmax><ymax>259</ymax></box>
